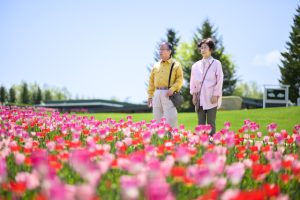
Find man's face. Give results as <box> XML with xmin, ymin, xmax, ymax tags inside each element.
<box><xmin>159</xmin><ymin>44</ymin><xmax>171</xmax><ymax>60</ymax></box>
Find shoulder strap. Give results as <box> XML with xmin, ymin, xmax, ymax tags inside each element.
<box><xmin>199</xmin><ymin>60</ymin><xmax>214</xmax><ymax>93</ymax></box>
<box><xmin>168</xmin><ymin>62</ymin><xmax>176</xmax><ymax>89</ymax></box>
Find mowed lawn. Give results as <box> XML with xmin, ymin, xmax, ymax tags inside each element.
<box><xmin>80</xmin><ymin>106</ymin><xmax>300</xmax><ymax>134</ymax></box>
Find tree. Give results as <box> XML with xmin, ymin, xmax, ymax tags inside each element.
<box><xmin>30</xmin><ymin>83</ymin><xmax>42</xmax><ymax>104</ymax></box>
<box><xmin>279</xmin><ymin>6</ymin><xmax>300</xmax><ymax>103</ymax></box>
<box><xmin>54</xmin><ymin>91</ymin><xmax>65</xmax><ymax>100</ymax></box>
<box><xmin>32</xmin><ymin>86</ymin><xmax>43</xmax><ymax>104</ymax></box>
<box><xmin>174</xmin><ymin>42</ymin><xmax>194</xmax><ymax>110</ymax></box>
<box><xmin>8</xmin><ymin>86</ymin><xmax>17</xmax><ymax>103</ymax></box>
<box><xmin>44</xmin><ymin>89</ymin><xmax>52</xmax><ymax>102</ymax></box>
<box><xmin>233</xmin><ymin>81</ymin><xmax>263</xmax><ymax>99</ymax></box>
<box><xmin>177</xmin><ymin>19</ymin><xmax>238</xmax><ymax>110</ymax></box>
<box><xmin>52</xmin><ymin>87</ymin><xmax>68</xmax><ymax>100</ymax></box>
<box><xmin>0</xmin><ymin>85</ymin><xmax>8</xmax><ymax>103</ymax></box>
<box><xmin>61</xmin><ymin>87</ymin><xmax>71</xmax><ymax>99</ymax></box>
<box><xmin>20</xmin><ymin>82</ymin><xmax>30</xmax><ymax>104</ymax></box>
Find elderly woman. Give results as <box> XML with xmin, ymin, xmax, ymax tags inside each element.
<box><xmin>190</xmin><ymin>38</ymin><xmax>224</xmax><ymax>136</ymax></box>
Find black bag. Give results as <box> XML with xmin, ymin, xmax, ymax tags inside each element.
<box><xmin>168</xmin><ymin>62</ymin><xmax>184</xmax><ymax>108</ymax></box>
<box><xmin>169</xmin><ymin>92</ymin><xmax>184</xmax><ymax>108</ymax></box>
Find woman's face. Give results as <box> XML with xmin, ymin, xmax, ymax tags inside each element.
<box><xmin>159</xmin><ymin>44</ymin><xmax>171</xmax><ymax>61</ymax></box>
<box><xmin>199</xmin><ymin>43</ymin><xmax>212</xmax><ymax>58</ymax></box>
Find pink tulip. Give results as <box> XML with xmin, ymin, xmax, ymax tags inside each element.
<box><xmin>263</xmin><ymin>136</ymin><xmax>270</xmax><ymax>143</ymax></box>
<box><xmin>203</xmin><ymin>151</ymin><xmax>218</xmax><ymax>163</ymax></box>
<box><xmin>276</xmin><ymin>194</ymin><xmax>289</xmax><ymax>200</ymax></box>
<box><xmin>99</xmin><ymin>128</ymin><xmax>109</xmax><ymax>138</ymax></box>
<box><xmin>267</xmin><ymin>123</ymin><xmax>278</xmax><ymax>132</ymax></box>
<box><xmin>69</xmin><ymin>149</ymin><xmax>99</xmax><ymax>184</ymax></box>
<box><xmin>123</xmin><ymin>128</ymin><xmax>131</xmax><ymax>137</ymax></box>
<box><xmin>97</xmin><ymin>153</ymin><xmax>113</xmax><ymax>174</ymax></box>
<box><xmin>116</xmin><ymin>141</ymin><xmax>124</xmax><ymax>149</ymax></box>
<box><xmin>157</xmin><ymin>129</ymin><xmax>165</xmax><ymax>138</ymax></box>
<box><xmin>270</xmin><ymin>159</ymin><xmax>282</xmax><ymax>173</ymax></box>
<box><xmin>295</xmin><ymin>135</ymin><xmax>300</xmax><ymax>146</ymax></box>
<box><xmin>188</xmin><ymin>134</ymin><xmax>199</xmax><ymax>145</ymax></box>
<box><xmin>243</xmin><ymin>159</ymin><xmax>253</xmax><ymax>168</ymax></box>
<box><xmin>45</xmin><ymin>178</ymin><xmax>75</xmax><ymax>200</ymax></box>
<box><xmin>244</xmin><ymin>119</ymin><xmax>251</xmax><ymax>125</ymax></box>
<box><xmin>143</xmin><ymin>131</ymin><xmax>152</xmax><ymax>143</ymax></box>
<box><xmin>226</xmin><ymin>162</ymin><xmax>245</xmax><ymax>185</ymax></box>
<box><xmin>199</xmin><ymin>133</ymin><xmax>209</xmax><ymax>146</ymax></box>
<box><xmin>214</xmin><ymin>177</ymin><xmax>227</xmax><ymax>191</ymax></box>
<box><xmin>75</xmin><ymin>184</ymin><xmax>95</xmax><ymax>200</ymax></box>
<box><xmin>275</xmin><ymin>133</ymin><xmax>284</xmax><ymax>144</ymax></box>
<box><xmin>120</xmin><ymin>175</ymin><xmax>140</xmax><ymax>200</ymax></box>
<box><xmin>221</xmin><ymin>189</ymin><xmax>239</xmax><ymax>200</ymax></box>
<box><xmin>175</xmin><ymin>145</ymin><xmax>190</xmax><ymax>163</ymax></box>
<box><xmin>15</xmin><ymin>171</ymin><xmax>39</xmax><ymax>190</ymax></box>
<box><xmin>118</xmin><ymin>157</ymin><xmax>131</xmax><ymax>171</ymax></box>
<box><xmin>144</xmin><ymin>145</ymin><xmax>156</xmax><ymax>156</ymax></box>
<box><xmin>14</xmin><ymin>152</ymin><xmax>25</xmax><ymax>165</ymax></box>
<box><xmin>46</xmin><ymin>141</ymin><xmax>56</xmax><ymax>151</ymax></box>
<box><xmin>160</xmin><ymin>155</ymin><xmax>175</xmax><ymax>176</ymax></box>
<box><xmin>187</xmin><ymin>165</ymin><xmax>212</xmax><ymax>187</ymax></box>
<box><xmin>31</xmin><ymin>149</ymin><xmax>51</xmax><ymax>176</ymax></box>
<box><xmin>127</xmin><ymin>115</ymin><xmax>133</xmax><ymax>122</ymax></box>
<box><xmin>214</xmin><ymin>146</ymin><xmax>227</xmax><ymax>155</ymax></box>
<box><xmin>224</xmin><ymin>121</ymin><xmax>231</xmax><ymax>129</ymax></box>
<box><xmin>145</xmin><ymin>176</ymin><xmax>174</xmax><ymax>200</ymax></box>
<box><xmin>147</xmin><ymin>157</ymin><xmax>161</xmax><ymax>171</ymax></box>
<box><xmin>195</xmin><ymin>125</ymin><xmax>206</xmax><ymax>134</ymax></box>
<box><xmin>179</xmin><ymin>124</ymin><xmax>185</xmax><ymax>131</ymax></box>
<box><xmin>254</xmin><ymin>141</ymin><xmax>263</xmax><ymax>151</ymax></box>
<box><xmin>212</xmin><ymin>132</ymin><xmax>221</xmax><ymax>144</ymax></box>
<box><xmin>274</xmin><ymin>151</ymin><xmax>283</xmax><ymax>160</ymax></box>
<box><xmin>257</xmin><ymin>132</ymin><xmax>262</xmax><ymax>138</ymax></box>
<box><xmin>86</xmin><ymin>136</ymin><xmax>96</xmax><ymax>148</ymax></box>
<box><xmin>225</xmin><ymin>136</ymin><xmax>235</xmax><ymax>148</ymax></box>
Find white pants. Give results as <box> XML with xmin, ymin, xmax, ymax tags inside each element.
<box><xmin>152</xmin><ymin>90</ymin><xmax>178</xmax><ymax>128</ymax></box>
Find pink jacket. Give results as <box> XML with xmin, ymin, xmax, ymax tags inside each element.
<box><xmin>190</xmin><ymin>57</ymin><xmax>224</xmax><ymax>110</ymax></box>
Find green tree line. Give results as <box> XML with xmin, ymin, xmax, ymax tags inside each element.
<box><xmin>0</xmin><ymin>81</ymin><xmax>71</xmax><ymax>105</ymax></box>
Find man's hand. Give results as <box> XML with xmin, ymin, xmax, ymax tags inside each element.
<box><xmin>148</xmin><ymin>98</ymin><xmax>153</xmax><ymax>107</ymax></box>
<box><xmin>166</xmin><ymin>89</ymin><xmax>174</xmax><ymax>97</ymax></box>
<box><xmin>211</xmin><ymin>96</ymin><xmax>218</xmax><ymax>104</ymax></box>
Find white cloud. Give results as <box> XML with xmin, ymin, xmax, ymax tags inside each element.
<box><xmin>253</xmin><ymin>50</ymin><xmax>283</xmax><ymax>67</ymax></box>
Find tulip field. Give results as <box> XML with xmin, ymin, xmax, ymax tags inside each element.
<box><xmin>0</xmin><ymin>106</ymin><xmax>300</xmax><ymax>200</ymax></box>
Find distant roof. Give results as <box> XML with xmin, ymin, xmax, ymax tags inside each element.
<box><xmin>38</xmin><ymin>99</ymin><xmax>146</xmax><ymax>108</ymax></box>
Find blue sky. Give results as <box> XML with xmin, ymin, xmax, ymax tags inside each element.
<box><xmin>0</xmin><ymin>0</ymin><xmax>298</xmax><ymax>103</ymax></box>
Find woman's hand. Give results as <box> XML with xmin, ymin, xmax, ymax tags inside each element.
<box><xmin>211</xmin><ymin>96</ymin><xmax>218</xmax><ymax>104</ymax></box>
<box><xmin>192</xmin><ymin>93</ymin><xmax>198</xmax><ymax>105</ymax></box>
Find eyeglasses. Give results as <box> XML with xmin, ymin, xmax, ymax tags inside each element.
<box><xmin>159</xmin><ymin>48</ymin><xmax>170</xmax><ymax>51</ymax></box>
<box><xmin>198</xmin><ymin>45</ymin><xmax>209</xmax><ymax>50</ymax></box>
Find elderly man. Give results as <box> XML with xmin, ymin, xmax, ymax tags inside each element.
<box><xmin>147</xmin><ymin>42</ymin><xmax>183</xmax><ymax>128</ymax></box>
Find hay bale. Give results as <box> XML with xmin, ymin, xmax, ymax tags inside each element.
<box><xmin>220</xmin><ymin>96</ymin><xmax>242</xmax><ymax>110</ymax></box>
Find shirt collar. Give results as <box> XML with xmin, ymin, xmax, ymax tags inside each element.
<box><xmin>203</xmin><ymin>56</ymin><xmax>213</xmax><ymax>63</ymax></box>
<box><xmin>160</xmin><ymin>57</ymin><xmax>173</xmax><ymax>64</ymax></box>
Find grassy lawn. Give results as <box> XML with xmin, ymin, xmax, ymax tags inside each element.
<box><xmin>79</xmin><ymin>106</ymin><xmax>300</xmax><ymax>134</ymax></box>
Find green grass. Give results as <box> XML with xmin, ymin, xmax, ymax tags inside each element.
<box><xmin>79</xmin><ymin>106</ymin><xmax>300</xmax><ymax>134</ymax></box>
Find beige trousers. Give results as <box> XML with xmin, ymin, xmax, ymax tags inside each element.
<box><xmin>152</xmin><ymin>90</ymin><xmax>178</xmax><ymax>128</ymax></box>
